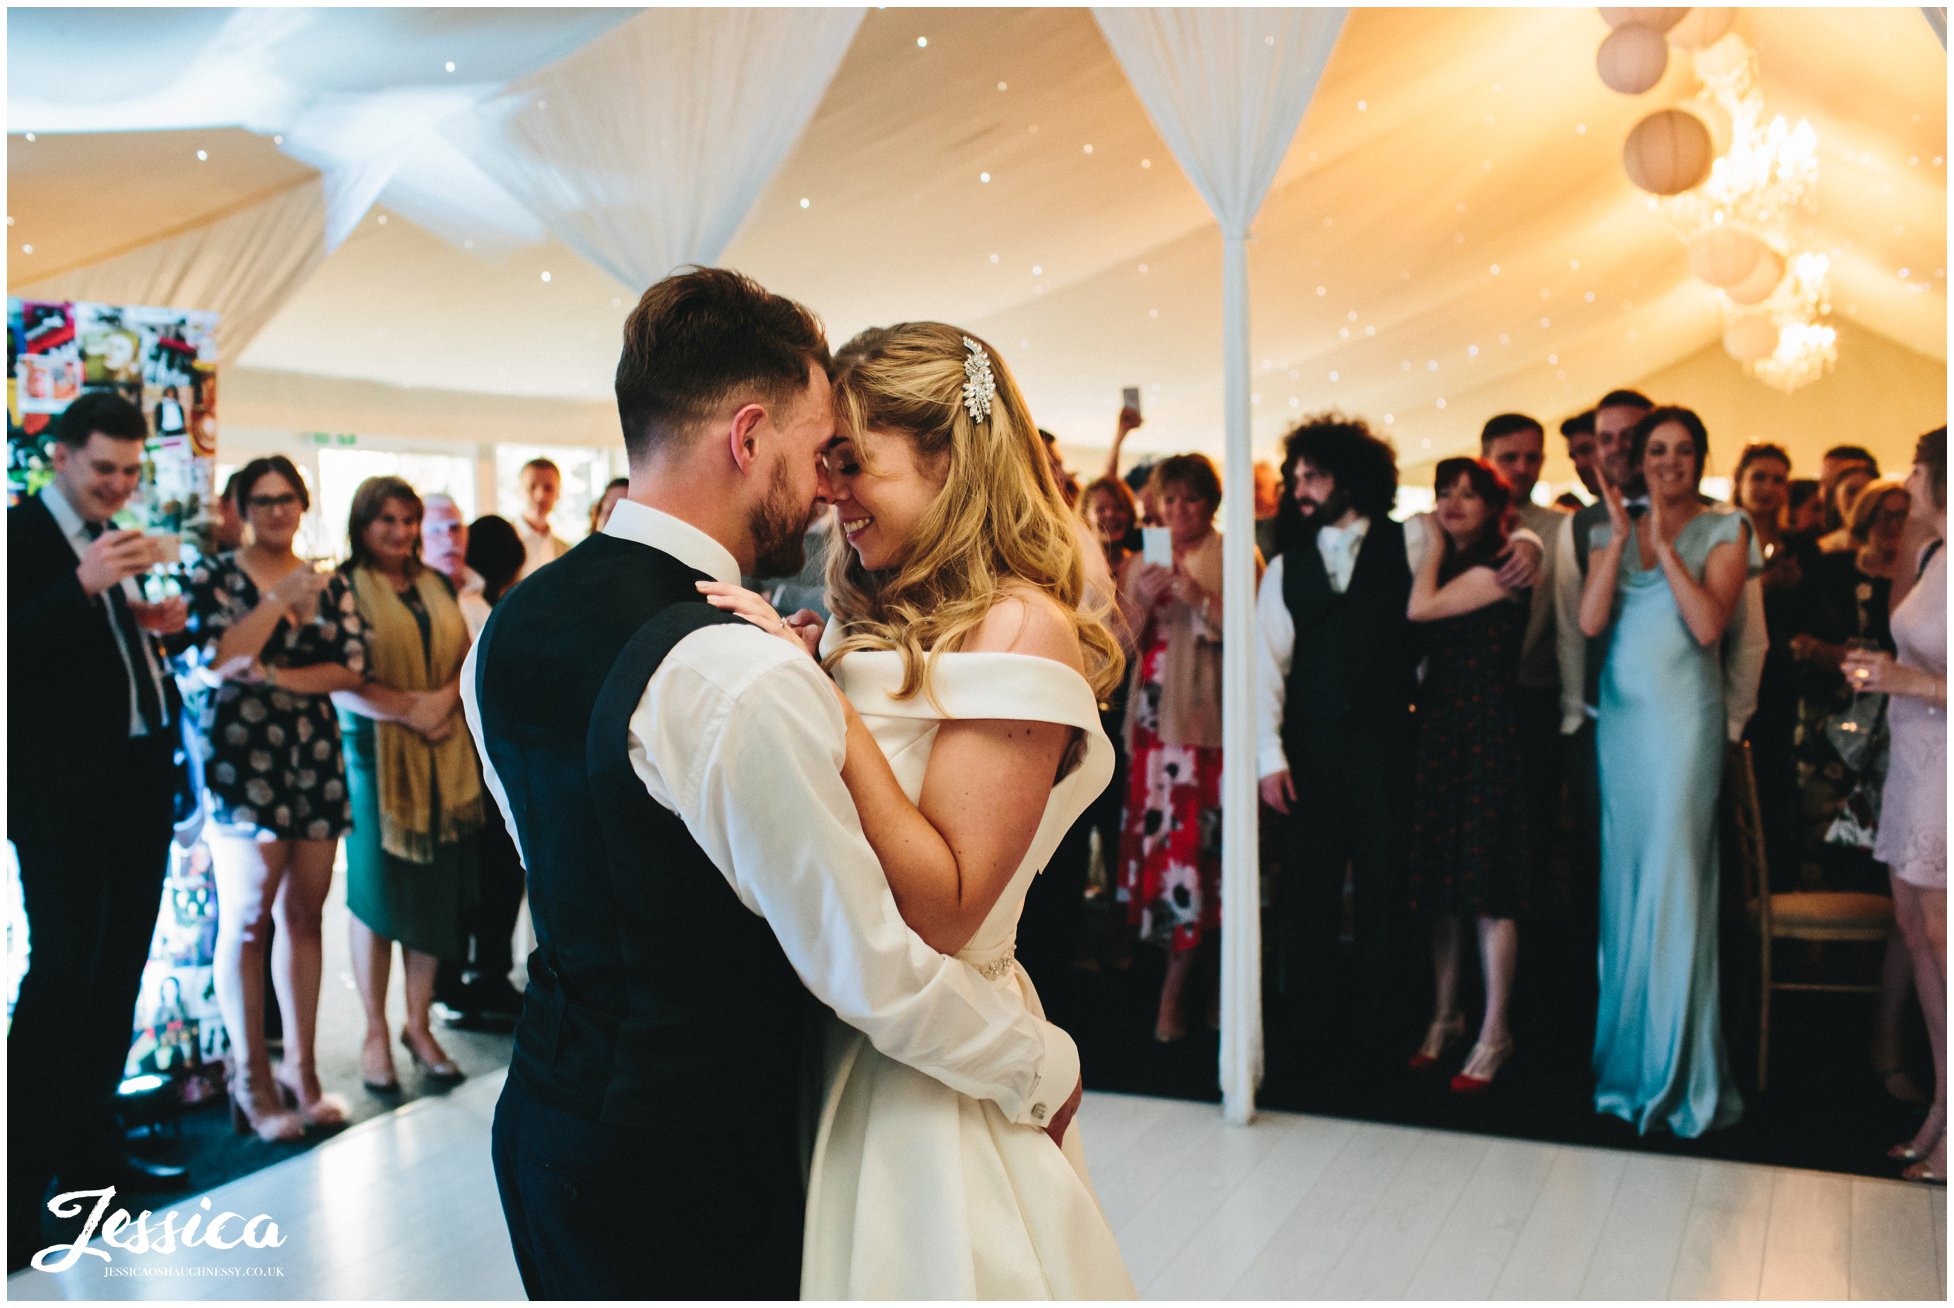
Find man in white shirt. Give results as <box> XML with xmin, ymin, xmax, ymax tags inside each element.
<box><xmin>462</xmin><ymin>268</ymin><xmax>1081</xmax><ymax>1300</ymax></box>
<box><xmin>514</xmin><ymin>458</ymin><xmax>569</xmax><ymax>579</ymax></box>
<box><xmin>420</xmin><ymin>494</ymin><xmax>488</xmax><ymax>634</ymax></box>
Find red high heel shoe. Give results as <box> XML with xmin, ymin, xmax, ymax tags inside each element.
<box><xmin>1450</xmin><ymin>1039</ymin><xmax>1514</xmax><ymax>1094</ymax></box>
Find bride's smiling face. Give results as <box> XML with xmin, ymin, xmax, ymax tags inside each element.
<box><xmin>822</xmin><ymin>427</ymin><xmax>949</xmax><ymax>570</ymax></box>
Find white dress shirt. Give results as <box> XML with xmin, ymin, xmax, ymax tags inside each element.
<box><xmin>43</xmin><ymin>484</ymin><xmax>168</xmax><ymax>738</ymax></box>
<box><xmin>515</xmin><ymin>517</ymin><xmax>569</xmax><ymax>580</ymax></box>
<box><xmin>1256</xmin><ymin>512</ymin><xmax>1537</xmax><ymax>779</ymax></box>
<box><xmin>461</xmin><ymin>500</ymin><xmax>1077</xmax><ymax>1128</ymax></box>
<box><xmin>1554</xmin><ymin>506</ymin><xmax>1768</xmax><ymax>742</ymax></box>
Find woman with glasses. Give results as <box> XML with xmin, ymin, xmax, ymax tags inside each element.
<box><xmin>184</xmin><ymin>455</ymin><xmax>368</xmax><ymax>1139</ymax></box>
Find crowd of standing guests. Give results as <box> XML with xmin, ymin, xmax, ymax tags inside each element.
<box><xmin>1066</xmin><ymin>392</ymin><xmax>1944</xmax><ymax>1178</ymax></box>
<box><xmin>6</xmin><ymin>415</ymin><xmax>608</xmax><ymax>1269</ymax></box>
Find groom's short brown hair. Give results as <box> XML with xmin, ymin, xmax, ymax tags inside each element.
<box><xmin>615</xmin><ymin>267</ymin><xmax>831</xmax><ymax>464</ymax></box>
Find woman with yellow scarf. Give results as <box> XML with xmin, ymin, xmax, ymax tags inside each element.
<box><xmin>331</xmin><ymin>476</ymin><xmax>483</xmax><ymax>1093</ymax></box>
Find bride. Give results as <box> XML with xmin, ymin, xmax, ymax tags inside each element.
<box><xmin>702</xmin><ymin>322</ymin><xmax>1137</xmax><ymax>1299</ymax></box>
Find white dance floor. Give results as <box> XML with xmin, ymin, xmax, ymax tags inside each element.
<box><xmin>9</xmin><ymin>1070</ymin><xmax>1944</xmax><ymax>1300</ymax></box>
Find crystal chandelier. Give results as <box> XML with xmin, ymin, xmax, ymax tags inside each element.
<box><xmin>1657</xmin><ymin>32</ymin><xmax>1837</xmax><ymax>392</ymax></box>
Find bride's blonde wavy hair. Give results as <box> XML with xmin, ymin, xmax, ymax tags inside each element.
<box><xmin>822</xmin><ymin>322</ymin><xmax>1125</xmax><ymax>706</ymax></box>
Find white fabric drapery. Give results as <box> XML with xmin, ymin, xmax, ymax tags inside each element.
<box><xmin>1093</xmin><ymin>6</ymin><xmax>1347</xmax><ymax>1124</ymax></box>
<box><xmin>13</xmin><ymin>174</ymin><xmax>330</xmax><ymax>362</ymax></box>
<box><xmin>442</xmin><ymin>8</ymin><xmax>866</xmax><ymax>290</ymax></box>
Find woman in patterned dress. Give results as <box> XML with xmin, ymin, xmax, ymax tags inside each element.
<box><xmin>1115</xmin><ymin>454</ymin><xmax>1262</xmax><ymax>1042</ymax></box>
<box><xmin>185</xmin><ymin>455</ymin><xmax>367</xmax><ymax>1139</ymax></box>
<box><xmin>1403</xmin><ymin>458</ymin><xmax>1532</xmax><ymax>1092</ymax></box>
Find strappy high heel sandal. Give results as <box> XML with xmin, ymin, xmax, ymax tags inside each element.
<box><xmin>1408</xmin><ymin>1015</ymin><xmax>1466</xmax><ymax>1072</ymax></box>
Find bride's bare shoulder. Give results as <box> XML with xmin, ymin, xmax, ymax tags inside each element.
<box><xmin>961</xmin><ymin>585</ymin><xmax>1085</xmax><ymax>674</ymax></box>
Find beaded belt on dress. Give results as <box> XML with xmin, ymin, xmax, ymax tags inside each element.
<box><xmin>969</xmin><ymin>947</ymin><xmax>1016</xmax><ymax>981</ymax></box>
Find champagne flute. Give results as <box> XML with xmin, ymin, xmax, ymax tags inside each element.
<box><xmin>1838</xmin><ymin>636</ymin><xmax>1881</xmax><ymax>735</ymax></box>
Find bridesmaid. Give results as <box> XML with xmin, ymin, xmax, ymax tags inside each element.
<box><xmin>1845</xmin><ymin>428</ymin><xmax>1947</xmax><ymax>1182</ymax></box>
<box><xmin>1579</xmin><ymin>406</ymin><xmax>1756</xmax><ymax>1137</ymax></box>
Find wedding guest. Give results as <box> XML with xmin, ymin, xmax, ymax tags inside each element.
<box><xmin>1786</xmin><ymin>478</ymin><xmax>1825</xmax><ymax>536</ymax></box>
<box><xmin>1117</xmin><ymin>454</ymin><xmax>1255</xmax><ymax>1041</ymax></box>
<box><xmin>1259</xmin><ymin>417</ymin><xmax>1541</xmax><ymax>1052</ymax></box>
<box><xmin>332</xmin><ymin>477</ymin><xmax>484</xmax><ymax>1092</ymax></box>
<box><xmin>1481</xmin><ymin>414</ymin><xmax>1568</xmax><ymax>924</ymax></box>
<box><xmin>1253</xmin><ymin>458</ymin><xmax>1283</xmax><ymax>562</ymax></box>
<box><xmin>438</xmin><ymin>513</ymin><xmax>531</xmax><ymax>1029</ymax></box>
<box><xmin>515</xmin><ymin>458</ymin><xmax>569</xmax><ymax>579</ymax></box>
<box><xmin>467</xmin><ymin>515</ymin><xmax>527</xmax><ymax>609</ymax></box>
<box><xmin>1817</xmin><ymin>445</ymin><xmax>1880</xmax><ymax>533</ymax></box>
<box><xmin>1405</xmin><ymin>458</ymin><xmax>1532</xmax><ymax>1092</ymax></box>
<box><xmin>1813</xmin><ymin>459</ymin><xmax>1875</xmax><ymax>555</ymax></box>
<box><xmin>8</xmin><ymin>393</ymin><xmax>190</xmax><ymax>1268</ymax></box>
<box><xmin>1082</xmin><ymin>475</ymin><xmax>1139</xmax><ymax>575</ymax></box>
<box><xmin>422</xmin><ymin>494</ymin><xmax>486</xmax><ymax>634</ymax></box>
<box><xmin>1732</xmin><ymin>442</ymin><xmax>1808</xmax><ymax>889</ymax></box>
<box><xmin>184</xmin><ymin>456</ymin><xmax>366</xmax><ymax>1138</ymax></box>
<box><xmin>1104</xmin><ymin>401</ymin><xmax>1143</xmax><ymax>482</ymax></box>
<box><xmin>1787</xmin><ymin>478</ymin><xmax>1907</xmax><ymax>890</ymax></box>
<box><xmin>1560</xmin><ymin>409</ymin><xmax>1601</xmax><ymax>499</ymax></box>
<box><xmin>1579</xmin><ymin>405</ymin><xmax>1754</xmax><ymax>1137</ymax></box>
<box><xmin>590</xmin><ymin>476</ymin><xmax>628</xmax><ymax>536</ymax></box>
<box><xmin>1845</xmin><ymin>427</ymin><xmax>1947</xmax><ymax>1183</ymax></box>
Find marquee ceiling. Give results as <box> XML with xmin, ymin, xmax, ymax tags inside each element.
<box><xmin>7</xmin><ymin>6</ymin><xmax>1945</xmax><ymax>468</ymax></box>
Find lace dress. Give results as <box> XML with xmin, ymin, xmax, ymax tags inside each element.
<box><xmin>1873</xmin><ymin>543</ymin><xmax>1947</xmax><ymax>889</ymax></box>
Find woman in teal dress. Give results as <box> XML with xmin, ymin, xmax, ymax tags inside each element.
<box><xmin>331</xmin><ymin>476</ymin><xmax>483</xmax><ymax>1093</ymax></box>
<box><xmin>1578</xmin><ymin>406</ymin><xmax>1758</xmax><ymax>1138</ymax></box>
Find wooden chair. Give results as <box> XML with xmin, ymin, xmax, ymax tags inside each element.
<box><xmin>1724</xmin><ymin>740</ymin><xmax>1894</xmax><ymax>1092</ymax></box>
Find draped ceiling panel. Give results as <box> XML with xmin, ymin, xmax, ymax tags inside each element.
<box><xmin>7</xmin><ymin>7</ymin><xmax>1945</xmax><ymax>472</ymax></box>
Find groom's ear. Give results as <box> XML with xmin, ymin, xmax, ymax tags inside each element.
<box><xmin>726</xmin><ymin>402</ymin><xmax>768</xmax><ymax>475</ymax></box>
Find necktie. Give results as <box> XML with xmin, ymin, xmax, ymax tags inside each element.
<box><xmin>84</xmin><ymin>522</ymin><xmax>167</xmax><ymax>734</ymax></box>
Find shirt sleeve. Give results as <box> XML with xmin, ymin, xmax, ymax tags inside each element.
<box><xmin>636</xmin><ymin>630</ymin><xmax>1079</xmax><ymax>1129</ymax></box>
<box><xmin>1553</xmin><ymin>513</ymin><xmax>1588</xmax><ymax>734</ymax></box>
<box><xmin>326</xmin><ymin>573</ymin><xmax>368</xmax><ymax>679</ymax></box>
<box><xmin>1255</xmin><ymin>554</ymin><xmax>1294</xmax><ymax>778</ymax></box>
<box><xmin>460</xmin><ymin>642</ymin><xmax>527</xmax><ymax>863</ymax></box>
<box><xmin>1723</xmin><ymin>577</ymin><xmax>1768</xmax><ymax>743</ymax></box>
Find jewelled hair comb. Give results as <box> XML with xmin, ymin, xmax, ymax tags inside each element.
<box><xmin>961</xmin><ymin>335</ymin><xmax>996</xmax><ymax>424</ymax></box>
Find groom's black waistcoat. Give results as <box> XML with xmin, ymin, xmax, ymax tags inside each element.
<box><xmin>473</xmin><ymin>533</ymin><xmax>812</xmax><ymax>1133</ymax></box>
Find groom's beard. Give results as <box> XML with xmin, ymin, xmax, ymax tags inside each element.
<box><xmin>749</xmin><ymin>458</ymin><xmax>810</xmax><ymax>577</ymax></box>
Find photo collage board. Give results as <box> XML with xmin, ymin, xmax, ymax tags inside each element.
<box><xmin>7</xmin><ymin>298</ymin><xmax>221</xmax><ymax>553</ymax></box>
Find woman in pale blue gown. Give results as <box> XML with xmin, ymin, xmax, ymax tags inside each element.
<box><xmin>1579</xmin><ymin>406</ymin><xmax>1757</xmax><ymax>1137</ymax></box>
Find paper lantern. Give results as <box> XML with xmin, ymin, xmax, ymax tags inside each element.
<box><xmin>1724</xmin><ymin>316</ymin><xmax>1780</xmax><ymax>362</ymax></box>
<box><xmin>1668</xmin><ymin>7</ymin><xmax>1737</xmax><ymax>49</ymax></box>
<box><xmin>1622</xmin><ymin>109</ymin><xmax>1713</xmax><ymax>195</ymax></box>
<box><xmin>1597</xmin><ymin>24</ymin><xmax>1670</xmax><ymax>94</ymax></box>
<box><xmin>1725</xmin><ymin>248</ymin><xmax>1787</xmax><ymax>305</ymax></box>
<box><xmin>1687</xmin><ymin>226</ymin><xmax>1769</xmax><ymax>287</ymax></box>
<box><xmin>1599</xmin><ymin>7</ymin><xmax>1686</xmax><ymax>32</ymax></box>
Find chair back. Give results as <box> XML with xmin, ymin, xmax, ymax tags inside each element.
<box><xmin>1723</xmin><ymin>739</ymin><xmax>1771</xmax><ymax>938</ymax></box>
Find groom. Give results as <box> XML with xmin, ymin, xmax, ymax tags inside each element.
<box><xmin>461</xmin><ymin>267</ymin><xmax>1083</xmax><ymax>1301</ymax></box>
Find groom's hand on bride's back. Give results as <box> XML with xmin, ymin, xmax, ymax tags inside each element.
<box><xmin>1044</xmin><ymin>1076</ymin><xmax>1085</xmax><ymax>1148</ymax></box>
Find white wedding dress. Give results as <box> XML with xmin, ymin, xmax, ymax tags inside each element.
<box><xmin>801</xmin><ymin>648</ymin><xmax>1138</xmax><ymax>1299</ymax></box>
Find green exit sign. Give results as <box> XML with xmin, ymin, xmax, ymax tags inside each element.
<box><xmin>305</xmin><ymin>432</ymin><xmax>360</xmax><ymax>447</ymax></box>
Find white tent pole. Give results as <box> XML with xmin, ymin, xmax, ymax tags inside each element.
<box><xmin>1219</xmin><ymin>230</ymin><xmax>1262</xmax><ymax>1125</ymax></box>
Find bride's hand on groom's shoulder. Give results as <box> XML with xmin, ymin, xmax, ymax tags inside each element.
<box><xmin>695</xmin><ymin>581</ymin><xmax>823</xmax><ymax>657</ymax></box>
<box><xmin>1044</xmin><ymin>1075</ymin><xmax>1085</xmax><ymax>1149</ymax></box>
